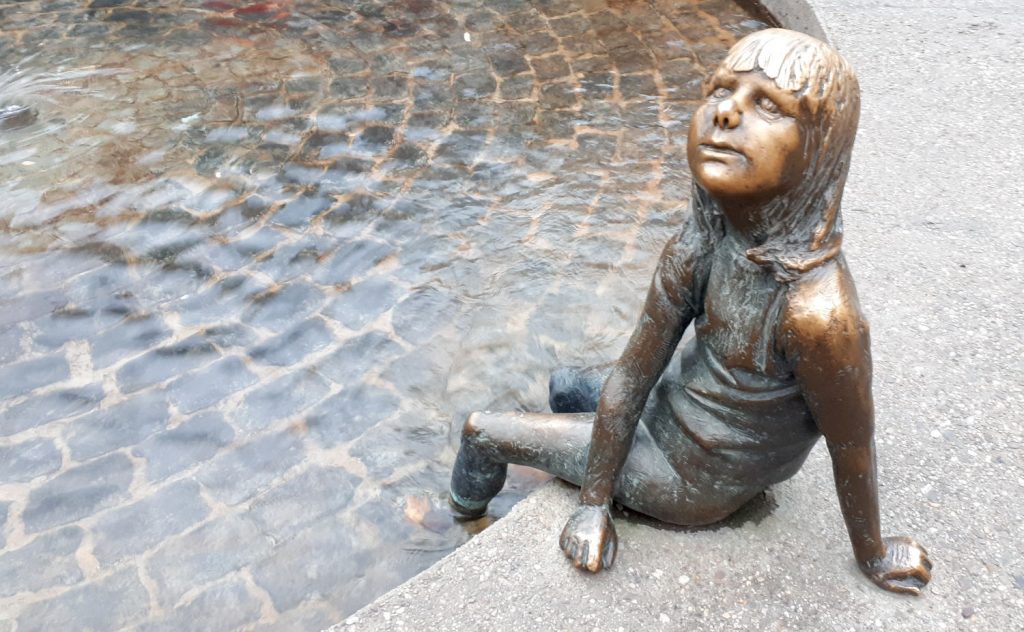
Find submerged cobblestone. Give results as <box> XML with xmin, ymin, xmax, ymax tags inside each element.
<box><xmin>0</xmin><ymin>0</ymin><xmax>770</xmax><ymax>627</ymax></box>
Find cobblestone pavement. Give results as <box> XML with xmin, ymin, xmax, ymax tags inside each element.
<box><xmin>0</xmin><ymin>1</ymin><xmax>768</xmax><ymax>629</ymax></box>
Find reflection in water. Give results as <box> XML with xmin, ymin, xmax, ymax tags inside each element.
<box><xmin>0</xmin><ymin>0</ymin><xmax>769</xmax><ymax>628</ymax></box>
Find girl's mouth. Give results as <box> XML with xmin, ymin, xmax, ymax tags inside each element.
<box><xmin>699</xmin><ymin>143</ymin><xmax>746</xmax><ymax>159</ymax></box>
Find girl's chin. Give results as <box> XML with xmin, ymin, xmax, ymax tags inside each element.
<box><xmin>694</xmin><ymin>169</ymin><xmax>747</xmax><ymax>198</ymax></box>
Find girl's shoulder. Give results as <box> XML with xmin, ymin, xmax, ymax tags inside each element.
<box><xmin>779</xmin><ymin>257</ymin><xmax>869</xmax><ymax>342</ymax></box>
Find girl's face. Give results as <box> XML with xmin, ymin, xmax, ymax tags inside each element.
<box><xmin>687</xmin><ymin>68</ymin><xmax>810</xmax><ymax>205</ymax></box>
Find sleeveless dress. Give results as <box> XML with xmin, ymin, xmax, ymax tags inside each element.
<box><xmin>642</xmin><ymin>232</ymin><xmax>821</xmax><ymax>506</ymax></box>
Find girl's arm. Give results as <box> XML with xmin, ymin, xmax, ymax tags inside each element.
<box><xmin>561</xmin><ymin>222</ymin><xmax>703</xmax><ymax>571</ymax></box>
<box><xmin>784</xmin><ymin>268</ymin><xmax>932</xmax><ymax>594</ymax></box>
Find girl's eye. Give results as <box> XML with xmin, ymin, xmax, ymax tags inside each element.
<box><xmin>711</xmin><ymin>87</ymin><xmax>731</xmax><ymax>98</ymax></box>
<box><xmin>758</xmin><ymin>96</ymin><xmax>781</xmax><ymax>115</ymax></box>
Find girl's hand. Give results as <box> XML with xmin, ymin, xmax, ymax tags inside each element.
<box><xmin>559</xmin><ymin>504</ymin><xmax>617</xmax><ymax>572</ymax></box>
<box><xmin>860</xmin><ymin>536</ymin><xmax>933</xmax><ymax>595</ymax></box>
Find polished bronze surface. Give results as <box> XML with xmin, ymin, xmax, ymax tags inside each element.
<box><xmin>450</xmin><ymin>28</ymin><xmax>932</xmax><ymax>595</ymax></box>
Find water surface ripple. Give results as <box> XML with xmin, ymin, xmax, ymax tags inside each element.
<box><xmin>0</xmin><ymin>0</ymin><xmax>768</xmax><ymax>628</ymax></box>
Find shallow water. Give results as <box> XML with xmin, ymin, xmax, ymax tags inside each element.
<box><xmin>0</xmin><ymin>0</ymin><xmax>769</xmax><ymax>628</ymax></box>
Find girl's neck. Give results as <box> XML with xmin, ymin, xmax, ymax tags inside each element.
<box><xmin>720</xmin><ymin>198</ymin><xmax>770</xmax><ymax>246</ymax></box>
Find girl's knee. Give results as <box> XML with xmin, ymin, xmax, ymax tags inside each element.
<box><xmin>462</xmin><ymin>411</ymin><xmax>504</xmax><ymax>446</ymax></box>
<box><xmin>462</xmin><ymin>412</ymin><xmax>487</xmax><ymax>442</ymax></box>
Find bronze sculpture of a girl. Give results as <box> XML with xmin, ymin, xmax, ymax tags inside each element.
<box><xmin>449</xmin><ymin>28</ymin><xmax>933</xmax><ymax>595</ymax></box>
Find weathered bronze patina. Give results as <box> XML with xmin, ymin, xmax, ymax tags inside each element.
<box><xmin>450</xmin><ymin>28</ymin><xmax>933</xmax><ymax>595</ymax></box>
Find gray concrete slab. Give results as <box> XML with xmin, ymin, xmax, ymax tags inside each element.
<box><xmin>333</xmin><ymin>1</ymin><xmax>1024</xmax><ymax>629</ymax></box>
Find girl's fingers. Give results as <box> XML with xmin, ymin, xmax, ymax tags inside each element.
<box><xmin>602</xmin><ymin>537</ymin><xmax>616</xmax><ymax>570</ymax></box>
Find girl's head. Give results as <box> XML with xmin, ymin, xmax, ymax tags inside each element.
<box><xmin>687</xmin><ymin>29</ymin><xmax>860</xmax><ymax>280</ymax></box>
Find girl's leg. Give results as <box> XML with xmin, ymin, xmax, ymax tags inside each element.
<box><xmin>450</xmin><ymin>410</ymin><xmax>758</xmax><ymax>525</ymax></box>
<box><xmin>548</xmin><ymin>363</ymin><xmax>615</xmax><ymax>413</ymax></box>
<box><xmin>450</xmin><ymin>411</ymin><xmax>593</xmax><ymax>517</ymax></box>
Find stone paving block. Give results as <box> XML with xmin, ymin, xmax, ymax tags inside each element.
<box><xmin>330</xmin><ymin>76</ymin><xmax>368</xmax><ymax>99</ymax></box>
<box><xmin>0</xmin><ymin>526</ymin><xmax>84</xmax><ymax>598</ymax></box>
<box><xmin>66</xmin><ymin>391</ymin><xmax>169</xmax><ymax>461</ymax></box>
<box><xmin>199</xmin><ymin>322</ymin><xmax>260</xmax><ymax>351</ymax></box>
<box><xmin>301</xmin><ymin>131</ymin><xmax>350</xmax><ymax>161</ymax></box>
<box><xmin>137</xmin><ymin>577</ymin><xmax>263</xmax><ymax>632</ymax></box>
<box><xmin>0</xmin><ymin>383</ymin><xmax>106</xmax><ymax>437</ymax></box>
<box><xmin>270</xmin><ymin>193</ymin><xmax>332</xmax><ymax>227</ymax></box>
<box><xmin>249</xmin><ymin>466</ymin><xmax>360</xmax><ymax>541</ymax></box>
<box><xmin>323</xmin><ymin>277</ymin><xmax>402</xmax><ymax>330</ymax></box>
<box><xmin>22</xmin><ymin>453</ymin><xmax>134</xmax><ymax>533</ymax></box>
<box><xmin>249</xmin><ymin>317</ymin><xmax>333</xmax><ymax>367</ymax></box>
<box><xmin>575</xmin><ymin>235</ymin><xmax>626</xmax><ymax>269</ymax></box>
<box><xmin>0</xmin><ymin>325</ymin><xmax>23</xmax><ymax>366</ymax></box>
<box><xmin>391</xmin><ymin>287</ymin><xmax>459</xmax><ymax>344</ymax></box>
<box><xmin>253</xmin><ymin>235</ymin><xmax>335</xmax><ymax>282</ymax></box>
<box><xmin>0</xmin><ymin>502</ymin><xmax>7</xmax><ymax>549</ymax></box>
<box><xmin>243</xmin><ymin>282</ymin><xmax>325</xmax><ymax>331</ymax></box>
<box><xmin>500</xmin><ymin>73</ymin><xmax>534</xmax><ymax>100</ymax></box>
<box><xmin>16</xmin><ymin>567</ymin><xmax>149</xmax><ymax>631</ymax></box>
<box><xmin>455</xmin><ymin>72</ymin><xmax>496</xmax><ymax>100</ymax></box>
<box><xmin>383</xmin><ymin>143</ymin><xmax>427</xmax><ymax>173</ymax></box>
<box><xmin>178</xmin><ymin>274</ymin><xmax>271</xmax><ymax>327</ymax></box>
<box><xmin>196</xmin><ymin>431</ymin><xmax>305</xmax><ymax>505</ymax></box>
<box><xmin>0</xmin><ymin>355</ymin><xmax>70</xmax><ymax>400</ymax></box>
<box><xmin>133</xmin><ymin>412</ymin><xmax>234</xmax><ymax>482</ymax></box>
<box><xmin>307</xmin><ymin>384</ymin><xmax>400</xmax><ymax>447</ymax></box>
<box><xmin>250</xmin><ymin>603</ymin><xmax>336</xmax><ymax>632</ymax></box>
<box><xmin>251</xmin><ymin>514</ymin><xmax>369</xmax><ymax>613</ymax></box>
<box><xmin>349</xmin><ymin>414</ymin><xmax>446</xmax><ymax>479</ymax></box>
<box><xmin>577</xmin><ymin>132</ymin><xmax>619</xmax><ymax>158</ymax></box>
<box><xmin>116</xmin><ymin>337</ymin><xmax>220</xmax><ymax>393</ymax></box>
<box><xmin>392</xmin><ymin>235</ymin><xmax>456</xmax><ymax>275</ymax></box>
<box><xmin>92</xmin><ymin>480</ymin><xmax>210</xmax><ymax>566</ymax></box>
<box><xmin>164</xmin><ymin>355</ymin><xmax>257</xmax><ymax>414</ymax></box>
<box><xmin>147</xmin><ymin>514</ymin><xmax>273</xmax><ymax>606</ymax></box>
<box><xmin>0</xmin><ymin>437</ymin><xmax>62</xmax><ymax>483</ymax></box>
<box><xmin>32</xmin><ymin>307</ymin><xmax>118</xmax><ymax>350</ymax></box>
<box><xmin>133</xmin><ymin>263</ymin><xmax>210</xmax><ymax>307</ymax></box>
<box><xmin>90</xmin><ymin>313</ymin><xmax>172</xmax><ymax>369</ymax></box>
<box><xmin>235</xmin><ymin>368</ymin><xmax>331</xmax><ymax>433</ymax></box>
<box><xmin>434</xmin><ymin>131</ymin><xmax>486</xmax><ymax>165</ymax></box>
<box><xmin>313</xmin><ymin>239</ymin><xmax>394</xmax><ymax>286</ymax></box>
<box><xmin>380</xmin><ymin>348</ymin><xmax>451</xmax><ymax>400</ymax></box>
<box><xmin>316</xmin><ymin>331</ymin><xmax>405</xmax><ymax>385</ymax></box>
<box><xmin>436</xmin><ymin>196</ymin><xmax>489</xmax><ymax>232</ymax></box>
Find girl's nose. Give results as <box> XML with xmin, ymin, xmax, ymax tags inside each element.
<box><xmin>713</xmin><ymin>99</ymin><xmax>741</xmax><ymax>129</ymax></box>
